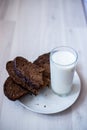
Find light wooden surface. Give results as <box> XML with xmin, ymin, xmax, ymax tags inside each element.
<box><xmin>0</xmin><ymin>0</ymin><xmax>87</xmax><ymax>130</ymax></box>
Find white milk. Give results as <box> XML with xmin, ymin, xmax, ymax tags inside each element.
<box><xmin>50</xmin><ymin>51</ymin><xmax>77</xmax><ymax>95</ymax></box>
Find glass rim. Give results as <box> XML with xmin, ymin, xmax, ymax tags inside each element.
<box><xmin>50</xmin><ymin>46</ymin><xmax>78</xmax><ymax>67</ymax></box>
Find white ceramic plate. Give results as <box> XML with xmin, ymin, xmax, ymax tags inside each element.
<box><xmin>18</xmin><ymin>72</ymin><xmax>81</xmax><ymax>114</ymax></box>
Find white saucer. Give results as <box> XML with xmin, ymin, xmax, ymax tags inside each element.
<box><xmin>17</xmin><ymin>72</ymin><xmax>81</xmax><ymax>114</ymax></box>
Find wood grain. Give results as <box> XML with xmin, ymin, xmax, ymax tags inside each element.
<box><xmin>0</xmin><ymin>0</ymin><xmax>87</xmax><ymax>130</ymax></box>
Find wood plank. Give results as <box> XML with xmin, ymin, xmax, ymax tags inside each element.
<box><xmin>0</xmin><ymin>21</ymin><xmax>15</xmax><ymax>117</ymax></box>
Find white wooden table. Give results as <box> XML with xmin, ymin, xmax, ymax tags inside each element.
<box><xmin>0</xmin><ymin>0</ymin><xmax>87</xmax><ymax>130</ymax></box>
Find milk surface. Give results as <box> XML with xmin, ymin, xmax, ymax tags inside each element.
<box><xmin>50</xmin><ymin>51</ymin><xmax>76</xmax><ymax>95</ymax></box>
<box><xmin>52</xmin><ymin>51</ymin><xmax>76</xmax><ymax>66</ymax></box>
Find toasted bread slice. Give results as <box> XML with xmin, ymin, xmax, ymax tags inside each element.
<box><xmin>4</xmin><ymin>77</ymin><xmax>29</xmax><ymax>101</ymax></box>
<box><xmin>14</xmin><ymin>57</ymin><xmax>44</xmax><ymax>88</ymax></box>
<box><xmin>6</xmin><ymin>61</ymin><xmax>39</xmax><ymax>95</ymax></box>
<box><xmin>34</xmin><ymin>53</ymin><xmax>50</xmax><ymax>86</ymax></box>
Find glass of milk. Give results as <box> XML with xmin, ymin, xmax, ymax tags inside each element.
<box><xmin>50</xmin><ymin>46</ymin><xmax>78</xmax><ymax>96</ymax></box>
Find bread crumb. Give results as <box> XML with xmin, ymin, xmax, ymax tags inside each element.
<box><xmin>44</xmin><ymin>105</ymin><xmax>46</xmax><ymax>108</ymax></box>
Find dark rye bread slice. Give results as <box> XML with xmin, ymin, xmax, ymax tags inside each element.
<box><xmin>4</xmin><ymin>77</ymin><xmax>29</xmax><ymax>101</ymax></box>
<box><xmin>34</xmin><ymin>53</ymin><xmax>50</xmax><ymax>86</ymax></box>
<box><xmin>6</xmin><ymin>61</ymin><xmax>40</xmax><ymax>95</ymax></box>
<box><xmin>34</xmin><ymin>53</ymin><xmax>50</xmax><ymax>78</ymax></box>
<box><xmin>6</xmin><ymin>57</ymin><xmax>44</xmax><ymax>95</ymax></box>
<box><xmin>14</xmin><ymin>57</ymin><xmax>44</xmax><ymax>88</ymax></box>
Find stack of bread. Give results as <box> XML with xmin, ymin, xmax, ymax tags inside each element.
<box><xmin>4</xmin><ymin>53</ymin><xmax>50</xmax><ymax>101</ymax></box>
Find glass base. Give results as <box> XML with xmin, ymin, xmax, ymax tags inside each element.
<box><xmin>51</xmin><ymin>87</ymin><xmax>72</xmax><ymax>97</ymax></box>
